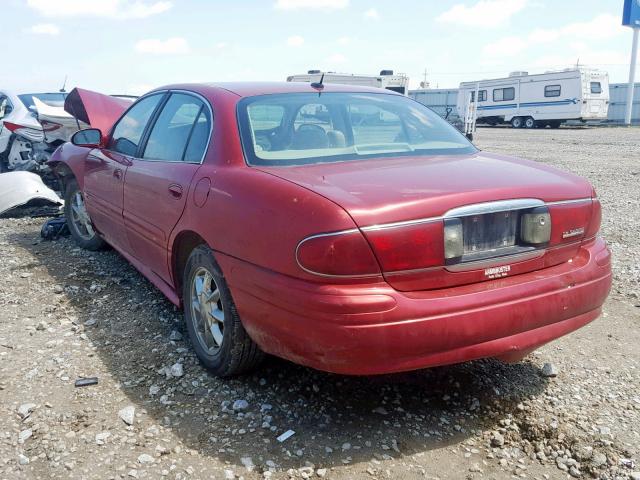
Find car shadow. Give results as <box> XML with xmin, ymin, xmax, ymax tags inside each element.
<box><xmin>9</xmin><ymin>228</ymin><xmax>550</xmax><ymax>473</ymax></box>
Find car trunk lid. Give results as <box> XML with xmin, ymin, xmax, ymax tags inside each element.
<box><xmin>257</xmin><ymin>152</ymin><xmax>596</xmax><ymax>290</ymax></box>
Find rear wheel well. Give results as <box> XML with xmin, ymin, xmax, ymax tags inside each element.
<box><xmin>172</xmin><ymin>231</ymin><xmax>208</xmax><ymax>300</ymax></box>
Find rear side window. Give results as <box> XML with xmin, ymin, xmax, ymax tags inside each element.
<box><xmin>109</xmin><ymin>94</ymin><xmax>163</xmax><ymax>156</ymax></box>
<box><xmin>143</xmin><ymin>93</ymin><xmax>210</xmax><ymax>162</ymax></box>
<box><xmin>493</xmin><ymin>87</ymin><xmax>515</xmax><ymax>102</ymax></box>
<box><xmin>590</xmin><ymin>82</ymin><xmax>602</xmax><ymax>94</ymax></box>
<box><xmin>544</xmin><ymin>85</ymin><xmax>561</xmax><ymax>97</ymax></box>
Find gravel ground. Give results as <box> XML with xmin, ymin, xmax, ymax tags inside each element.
<box><xmin>0</xmin><ymin>126</ymin><xmax>638</xmax><ymax>480</ymax></box>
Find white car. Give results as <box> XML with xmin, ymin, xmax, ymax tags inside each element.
<box><xmin>0</xmin><ymin>90</ymin><xmax>77</xmax><ymax>174</ymax></box>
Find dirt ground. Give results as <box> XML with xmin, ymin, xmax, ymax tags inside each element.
<box><xmin>1</xmin><ymin>126</ymin><xmax>639</xmax><ymax>480</ymax></box>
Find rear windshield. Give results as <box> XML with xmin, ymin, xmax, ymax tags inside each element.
<box><xmin>18</xmin><ymin>93</ymin><xmax>67</xmax><ymax>109</ymax></box>
<box><xmin>590</xmin><ymin>82</ymin><xmax>602</xmax><ymax>94</ymax></box>
<box><xmin>238</xmin><ymin>92</ymin><xmax>476</xmax><ymax>166</ymax></box>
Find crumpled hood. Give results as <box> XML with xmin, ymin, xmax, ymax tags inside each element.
<box><xmin>64</xmin><ymin>88</ymin><xmax>131</xmax><ymax>134</ymax></box>
<box><xmin>256</xmin><ymin>152</ymin><xmax>593</xmax><ymax>227</ymax></box>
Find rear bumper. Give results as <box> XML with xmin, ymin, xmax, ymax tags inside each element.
<box><xmin>218</xmin><ymin>238</ymin><xmax>612</xmax><ymax>375</ymax></box>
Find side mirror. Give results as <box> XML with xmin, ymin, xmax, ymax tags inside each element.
<box><xmin>3</xmin><ymin>104</ymin><xmax>12</xmax><ymax>116</ymax></box>
<box><xmin>71</xmin><ymin>128</ymin><xmax>103</xmax><ymax>147</ymax></box>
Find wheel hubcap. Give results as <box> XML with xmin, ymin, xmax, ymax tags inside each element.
<box><xmin>70</xmin><ymin>191</ymin><xmax>95</xmax><ymax>240</ymax></box>
<box><xmin>190</xmin><ymin>267</ymin><xmax>224</xmax><ymax>353</ymax></box>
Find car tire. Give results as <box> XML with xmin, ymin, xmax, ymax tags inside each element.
<box><xmin>510</xmin><ymin>117</ymin><xmax>523</xmax><ymax>128</ymax></box>
<box><xmin>524</xmin><ymin>117</ymin><xmax>535</xmax><ymax>129</ymax></box>
<box><xmin>182</xmin><ymin>245</ymin><xmax>264</xmax><ymax>377</ymax></box>
<box><xmin>64</xmin><ymin>178</ymin><xmax>105</xmax><ymax>251</ymax></box>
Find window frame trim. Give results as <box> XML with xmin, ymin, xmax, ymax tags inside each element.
<box><xmin>106</xmin><ymin>89</ymin><xmax>214</xmax><ymax>165</ymax></box>
<box><xmin>544</xmin><ymin>84</ymin><xmax>561</xmax><ymax>98</ymax></box>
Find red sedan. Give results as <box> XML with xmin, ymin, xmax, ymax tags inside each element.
<box><xmin>50</xmin><ymin>82</ymin><xmax>611</xmax><ymax>376</ymax></box>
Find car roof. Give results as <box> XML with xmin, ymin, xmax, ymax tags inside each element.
<box><xmin>151</xmin><ymin>81</ymin><xmax>400</xmax><ymax>98</ymax></box>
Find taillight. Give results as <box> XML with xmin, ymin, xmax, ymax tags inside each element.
<box><xmin>3</xmin><ymin>121</ymin><xmax>23</xmax><ymax>133</ymax></box>
<box><xmin>296</xmin><ymin>230</ymin><xmax>380</xmax><ymax>277</ymax></box>
<box><xmin>548</xmin><ymin>200</ymin><xmax>592</xmax><ymax>246</ymax></box>
<box><xmin>584</xmin><ymin>198</ymin><xmax>601</xmax><ymax>240</ymax></box>
<box><xmin>2</xmin><ymin>121</ymin><xmax>45</xmax><ymax>142</ymax></box>
<box><xmin>520</xmin><ymin>207</ymin><xmax>551</xmax><ymax>245</ymax></box>
<box><xmin>40</xmin><ymin>120</ymin><xmax>63</xmax><ymax>132</ymax></box>
<box><xmin>363</xmin><ymin>221</ymin><xmax>444</xmax><ymax>272</ymax></box>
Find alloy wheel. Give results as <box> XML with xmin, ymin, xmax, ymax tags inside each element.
<box><xmin>190</xmin><ymin>267</ymin><xmax>225</xmax><ymax>353</ymax></box>
<box><xmin>70</xmin><ymin>191</ymin><xmax>95</xmax><ymax>240</ymax></box>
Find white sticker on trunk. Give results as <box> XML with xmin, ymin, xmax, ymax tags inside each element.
<box><xmin>484</xmin><ymin>265</ymin><xmax>510</xmax><ymax>279</ymax></box>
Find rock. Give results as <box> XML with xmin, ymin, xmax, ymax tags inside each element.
<box><xmin>490</xmin><ymin>432</ymin><xmax>505</xmax><ymax>447</ymax></box>
<box><xmin>84</xmin><ymin>318</ymin><xmax>97</xmax><ymax>327</ymax></box>
<box><xmin>232</xmin><ymin>399</ymin><xmax>249</xmax><ymax>411</ymax></box>
<box><xmin>316</xmin><ymin>468</ymin><xmax>327</xmax><ymax>477</ymax></box>
<box><xmin>591</xmin><ymin>452</ymin><xmax>607</xmax><ymax>467</ymax></box>
<box><xmin>568</xmin><ymin>466</ymin><xmax>581</xmax><ymax>478</ymax></box>
<box><xmin>573</xmin><ymin>445</ymin><xmax>593</xmax><ymax>461</ymax></box>
<box><xmin>95</xmin><ymin>431</ymin><xmax>111</xmax><ymax>445</ymax></box>
<box><xmin>542</xmin><ymin>362</ymin><xmax>558</xmax><ymax>377</ymax></box>
<box><xmin>18</xmin><ymin>429</ymin><xmax>32</xmax><ymax>443</ymax></box>
<box><xmin>118</xmin><ymin>405</ymin><xmax>135</xmax><ymax>425</ymax></box>
<box><xmin>341</xmin><ymin>442</ymin><xmax>351</xmax><ymax>451</ymax></box>
<box><xmin>240</xmin><ymin>457</ymin><xmax>254</xmax><ymax>471</ymax></box>
<box><xmin>137</xmin><ymin>453</ymin><xmax>154</xmax><ymax>464</ymax></box>
<box><xmin>17</xmin><ymin>403</ymin><xmax>36</xmax><ymax>419</ymax></box>
<box><xmin>149</xmin><ymin>384</ymin><xmax>161</xmax><ymax>396</ymax></box>
<box><xmin>224</xmin><ymin>469</ymin><xmax>234</xmax><ymax>479</ymax></box>
<box><xmin>372</xmin><ymin>406</ymin><xmax>388</xmax><ymax>415</ymax></box>
<box><xmin>36</xmin><ymin>321</ymin><xmax>47</xmax><ymax>331</ymax></box>
<box><xmin>169</xmin><ymin>363</ymin><xmax>184</xmax><ymax>377</ymax></box>
<box><xmin>53</xmin><ymin>285</ymin><xmax>64</xmax><ymax>294</ymax></box>
<box><xmin>629</xmin><ymin>473</ymin><xmax>640</xmax><ymax>480</ymax></box>
<box><xmin>169</xmin><ymin>330</ymin><xmax>183</xmax><ymax>341</ymax></box>
<box><xmin>128</xmin><ymin>469</ymin><xmax>138</xmax><ymax>478</ymax></box>
<box><xmin>18</xmin><ymin>454</ymin><xmax>29</xmax><ymax>465</ymax></box>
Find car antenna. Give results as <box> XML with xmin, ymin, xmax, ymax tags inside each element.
<box><xmin>310</xmin><ymin>73</ymin><xmax>325</xmax><ymax>93</ymax></box>
<box><xmin>60</xmin><ymin>75</ymin><xmax>68</xmax><ymax>93</ymax></box>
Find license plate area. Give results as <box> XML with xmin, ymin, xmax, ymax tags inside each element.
<box><xmin>444</xmin><ymin>204</ymin><xmax>544</xmax><ymax>266</ymax></box>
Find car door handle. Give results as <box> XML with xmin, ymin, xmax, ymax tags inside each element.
<box><xmin>113</xmin><ymin>168</ymin><xmax>123</xmax><ymax>180</ymax></box>
<box><xmin>168</xmin><ymin>184</ymin><xmax>183</xmax><ymax>199</ymax></box>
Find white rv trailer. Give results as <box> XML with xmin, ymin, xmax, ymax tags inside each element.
<box><xmin>457</xmin><ymin>68</ymin><xmax>609</xmax><ymax>128</ymax></box>
<box><xmin>287</xmin><ymin>70</ymin><xmax>409</xmax><ymax>95</ymax></box>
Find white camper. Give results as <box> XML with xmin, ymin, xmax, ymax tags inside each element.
<box><xmin>457</xmin><ymin>68</ymin><xmax>609</xmax><ymax>128</ymax></box>
<box><xmin>287</xmin><ymin>70</ymin><xmax>409</xmax><ymax>95</ymax></box>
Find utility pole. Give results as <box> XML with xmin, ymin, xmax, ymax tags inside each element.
<box><xmin>624</xmin><ymin>27</ymin><xmax>638</xmax><ymax>125</ymax></box>
<box><xmin>622</xmin><ymin>0</ymin><xmax>640</xmax><ymax>125</ymax></box>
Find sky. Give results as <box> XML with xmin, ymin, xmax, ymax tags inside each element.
<box><xmin>2</xmin><ymin>0</ymin><xmax>637</xmax><ymax>95</ymax></box>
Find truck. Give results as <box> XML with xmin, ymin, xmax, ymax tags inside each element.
<box><xmin>457</xmin><ymin>68</ymin><xmax>609</xmax><ymax>128</ymax></box>
<box><xmin>287</xmin><ymin>70</ymin><xmax>409</xmax><ymax>95</ymax></box>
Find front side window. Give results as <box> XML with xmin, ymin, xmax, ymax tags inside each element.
<box><xmin>590</xmin><ymin>82</ymin><xmax>602</xmax><ymax>94</ymax></box>
<box><xmin>493</xmin><ymin>87</ymin><xmax>515</xmax><ymax>102</ymax></box>
<box><xmin>478</xmin><ymin>90</ymin><xmax>487</xmax><ymax>102</ymax></box>
<box><xmin>143</xmin><ymin>93</ymin><xmax>211</xmax><ymax>162</ymax></box>
<box><xmin>109</xmin><ymin>94</ymin><xmax>163</xmax><ymax>156</ymax></box>
<box><xmin>544</xmin><ymin>85</ymin><xmax>561</xmax><ymax>97</ymax></box>
<box><xmin>238</xmin><ymin>92</ymin><xmax>476</xmax><ymax>166</ymax></box>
